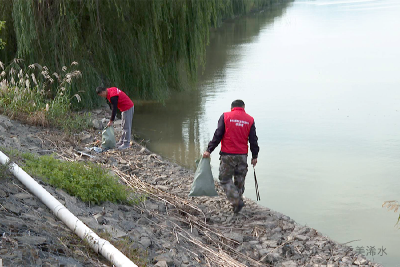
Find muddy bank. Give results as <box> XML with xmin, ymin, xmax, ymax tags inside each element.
<box><xmin>0</xmin><ymin>112</ymin><xmax>381</xmax><ymax>267</ymax></box>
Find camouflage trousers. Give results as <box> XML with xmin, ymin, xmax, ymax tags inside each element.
<box><xmin>219</xmin><ymin>154</ymin><xmax>248</xmax><ymax>206</ymax></box>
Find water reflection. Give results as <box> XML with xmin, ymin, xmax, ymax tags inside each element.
<box><xmin>133</xmin><ymin>2</ymin><xmax>293</xmax><ymax>169</ymax></box>
<box><xmin>134</xmin><ymin>0</ymin><xmax>400</xmax><ymax>265</ymax></box>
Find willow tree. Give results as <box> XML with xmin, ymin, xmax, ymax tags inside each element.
<box><xmin>0</xmin><ymin>21</ymin><xmax>5</xmax><ymax>50</ymax></box>
<box><xmin>0</xmin><ymin>0</ymin><xmax>284</xmax><ymax>108</ymax></box>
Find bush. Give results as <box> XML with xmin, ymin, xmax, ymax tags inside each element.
<box><xmin>0</xmin><ymin>58</ymin><xmax>91</xmax><ymax>133</ymax></box>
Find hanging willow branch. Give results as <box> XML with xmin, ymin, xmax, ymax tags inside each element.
<box><xmin>0</xmin><ymin>0</ymin><xmax>289</xmax><ymax>108</ymax></box>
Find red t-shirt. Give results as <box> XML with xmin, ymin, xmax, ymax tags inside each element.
<box><xmin>106</xmin><ymin>87</ymin><xmax>134</xmax><ymax>112</ymax></box>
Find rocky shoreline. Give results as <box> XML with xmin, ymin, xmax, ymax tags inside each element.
<box><xmin>0</xmin><ymin>111</ymin><xmax>382</xmax><ymax>267</ymax></box>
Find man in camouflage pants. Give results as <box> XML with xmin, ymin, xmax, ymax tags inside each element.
<box><xmin>203</xmin><ymin>100</ymin><xmax>259</xmax><ymax>213</ymax></box>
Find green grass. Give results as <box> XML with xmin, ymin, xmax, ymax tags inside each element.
<box><xmin>22</xmin><ymin>153</ymin><xmax>139</xmax><ymax>205</ymax></box>
<box><xmin>0</xmin><ymin>147</ymin><xmax>142</xmax><ymax>206</ymax></box>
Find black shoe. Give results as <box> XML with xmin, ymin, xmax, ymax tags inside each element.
<box><xmin>234</xmin><ymin>199</ymin><xmax>245</xmax><ymax>214</ymax></box>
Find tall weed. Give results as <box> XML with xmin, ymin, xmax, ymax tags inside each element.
<box><xmin>0</xmin><ymin>58</ymin><xmax>90</xmax><ymax>133</ymax></box>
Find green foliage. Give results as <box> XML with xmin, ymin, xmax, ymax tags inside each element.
<box><xmin>0</xmin><ymin>21</ymin><xmax>5</xmax><ymax>49</ymax></box>
<box><xmin>0</xmin><ymin>59</ymin><xmax>90</xmax><ymax>133</ymax></box>
<box><xmin>0</xmin><ymin>0</ymin><xmax>285</xmax><ymax>108</ymax></box>
<box><xmin>22</xmin><ymin>153</ymin><xmax>137</xmax><ymax>205</ymax></box>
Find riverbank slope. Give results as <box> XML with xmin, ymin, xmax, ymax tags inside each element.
<box><xmin>0</xmin><ymin>111</ymin><xmax>381</xmax><ymax>267</ymax></box>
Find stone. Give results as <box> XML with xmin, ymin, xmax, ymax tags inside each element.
<box><xmin>224</xmin><ymin>232</ymin><xmax>243</xmax><ymax>243</ymax></box>
<box><xmin>182</xmin><ymin>255</ymin><xmax>190</xmax><ymax>264</ymax></box>
<box><xmin>0</xmin><ymin>125</ymin><xmax>6</xmax><ymax>133</ymax></box>
<box><xmin>270</xmin><ymin>232</ymin><xmax>283</xmax><ymax>241</ymax></box>
<box><xmin>12</xmin><ymin>137</ymin><xmax>21</xmax><ymax>147</ymax></box>
<box><xmin>271</xmin><ymin>227</ymin><xmax>282</xmax><ymax>233</ymax></box>
<box><xmin>341</xmin><ymin>256</ymin><xmax>352</xmax><ymax>264</ymax></box>
<box><xmin>263</xmin><ymin>240</ymin><xmax>278</xmax><ymax>248</ymax></box>
<box><xmin>101</xmin><ymin>118</ymin><xmax>109</xmax><ymax>125</ymax></box>
<box><xmin>102</xmin><ymin>225</ymin><xmax>127</xmax><ymax>238</ymax></box>
<box><xmin>80</xmin><ymin>216</ymin><xmax>100</xmax><ymax>230</ymax></box>
<box><xmin>354</xmin><ymin>255</ymin><xmax>368</xmax><ymax>265</ymax></box>
<box><xmin>120</xmin><ymin>220</ymin><xmax>137</xmax><ymax>231</ymax></box>
<box><xmin>259</xmin><ymin>248</ymin><xmax>270</xmax><ymax>256</ymax></box>
<box><xmin>139</xmin><ymin>237</ymin><xmax>152</xmax><ymax>248</ymax></box>
<box><xmin>92</xmin><ymin>119</ymin><xmax>103</xmax><ymax>129</ymax></box>
<box><xmin>80</xmin><ymin>134</ymin><xmax>92</xmax><ymax>143</ymax></box>
<box><xmin>146</xmin><ymin>203</ymin><xmax>159</xmax><ymax>211</ymax></box>
<box><xmin>153</xmin><ymin>253</ymin><xmax>174</xmax><ymax>266</ymax></box>
<box><xmin>13</xmin><ymin>192</ymin><xmax>34</xmax><ymax>199</ymax></box>
<box><xmin>155</xmin><ymin>261</ymin><xmax>168</xmax><ymax>267</ymax></box>
<box><xmin>295</xmin><ymin>235</ymin><xmax>309</xmax><ymax>241</ymax></box>
<box><xmin>0</xmin><ymin>189</ymin><xmax>7</xmax><ymax>197</ymax></box>
<box><xmin>3</xmin><ymin>202</ymin><xmax>22</xmax><ymax>214</ymax></box>
<box><xmin>0</xmin><ymin>117</ymin><xmax>13</xmax><ymax>129</ymax></box>
<box><xmin>263</xmin><ymin>252</ymin><xmax>281</xmax><ymax>264</ymax></box>
<box><xmin>15</xmin><ymin>235</ymin><xmax>47</xmax><ymax>245</ymax></box>
<box><xmin>281</xmin><ymin>260</ymin><xmax>298</xmax><ymax>267</ymax></box>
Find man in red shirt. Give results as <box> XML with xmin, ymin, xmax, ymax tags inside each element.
<box><xmin>96</xmin><ymin>86</ymin><xmax>134</xmax><ymax>150</ymax></box>
<box><xmin>203</xmin><ymin>100</ymin><xmax>259</xmax><ymax>213</ymax></box>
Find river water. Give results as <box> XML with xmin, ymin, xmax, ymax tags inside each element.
<box><xmin>133</xmin><ymin>0</ymin><xmax>400</xmax><ymax>265</ymax></box>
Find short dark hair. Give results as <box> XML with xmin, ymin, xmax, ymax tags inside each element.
<box><xmin>96</xmin><ymin>86</ymin><xmax>107</xmax><ymax>95</ymax></box>
<box><xmin>231</xmin><ymin>99</ymin><xmax>245</xmax><ymax>109</ymax></box>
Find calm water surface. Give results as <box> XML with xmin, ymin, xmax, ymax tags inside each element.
<box><xmin>133</xmin><ymin>1</ymin><xmax>400</xmax><ymax>265</ymax></box>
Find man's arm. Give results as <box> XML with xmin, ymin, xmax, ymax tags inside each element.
<box><xmin>110</xmin><ymin>96</ymin><xmax>119</xmax><ymax>122</ymax></box>
<box><xmin>203</xmin><ymin>114</ymin><xmax>225</xmax><ymax>157</ymax></box>
<box><xmin>249</xmin><ymin>121</ymin><xmax>259</xmax><ymax>160</ymax></box>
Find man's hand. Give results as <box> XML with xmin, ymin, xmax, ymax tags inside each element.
<box><xmin>203</xmin><ymin>151</ymin><xmax>210</xmax><ymax>158</ymax></box>
<box><xmin>107</xmin><ymin>120</ymin><xmax>114</xmax><ymax>128</ymax></box>
<box><xmin>251</xmin><ymin>158</ymin><xmax>257</xmax><ymax>167</ymax></box>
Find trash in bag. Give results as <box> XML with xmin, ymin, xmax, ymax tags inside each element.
<box><xmin>189</xmin><ymin>157</ymin><xmax>218</xmax><ymax>197</ymax></box>
<box><xmin>101</xmin><ymin>126</ymin><xmax>116</xmax><ymax>150</ymax></box>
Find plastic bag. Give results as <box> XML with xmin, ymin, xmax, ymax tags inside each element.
<box><xmin>189</xmin><ymin>157</ymin><xmax>218</xmax><ymax>197</ymax></box>
<box><xmin>101</xmin><ymin>126</ymin><xmax>116</xmax><ymax>149</ymax></box>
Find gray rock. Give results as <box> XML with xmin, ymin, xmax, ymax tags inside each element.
<box><xmin>92</xmin><ymin>119</ymin><xmax>103</xmax><ymax>130</ymax></box>
<box><xmin>270</xmin><ymin>232</ymin><xmax>283</xmax><ymax>241</ymax></box>
<box><xmin>182</xmin><ymin>255</ymin><xmax>190</xmax><ymax>264</ymax></box>
<box><xmin>262</xmin><ymin>252</ymin><xmax>281</xmax><ymax>264</ymax></box>
<box><xmin>101</xmin><ymin>118</ymin><xmax>109</xmax><ymax>125</ymax></box>
<box><xmin>354</xmin><ymin>254</ymin><xmax>368</xmax><ymax>265</ymax></box>
<box><xmin>263</xmin><ymin>240</ymin><xmax>278</xmax><ymax>248</ymax></box>
<box><xmin>146</xmin><ymin>203</ymin><xmax>159</xmax><ymax>211</ymax></box>
<box><xmin>0</xmin><ymin>124</ymin><xmax>6</xmax><ymax>133</ymax></box>
<box><xmin>272</xmin><ymin>226</ymin><xmax>282</xmax><ymax>233</ymax></box>
<box><xmin>139</xmin><ymin>236</ymin><xmax>152</xmax><ymax>248</ymax></box>
<box><xmin>281</xmin><ymin>260</ymin><xmax>298</xmax><ymax>267</ymax></box>
<box><xmin>295</xmin><ymin>235</ymin><xmax>309</xmax><ymax>241</ymax></box>
<box><xmin>0</xmin><ymin>189</ymin><xmax>7</xmax><ymax>197</ymax></box>
<box><xmin>15</xmin><ymin>235</ymin><xmax>47</xmax><ymax>245</ymax></box>
<box><xmin>341</xmin><ymin>256</ymin><xmax>353</xmax><ymax>264</ymax></box>
<box><xmin>12</xmin><ymin>137</ymin><xmax>21</xmax><ymax>147</ymax></box>
<box><xmin>80</xmin><ymin>216</ymin><xmax>100</xmax><ymax>230</ymax></box>
<box><xmin>13</xmin><ymin>192</ymin><xmax>34</xmax><ymax>199</ymax></box>
<box><xmin>120</xmin><ymin>220</ymin><xmax>137</xmax><ymax>231</ymax></box>
<box><xmin>153</xmin><ymin>253</ymin><xmax>174</xmax><ymax>266</ymax></box>
<box><xmin>3</xmin><ymin>202</ymin><xmax>22</xmax><ymax>214</ymax></box>
<box><xmin>102</xmin><ymin>225</ymin><xmax>127</xmax><ymax>238</ymax></box>
<box><xmin>259</xmin><ymin>248</ymin><xmax>270</xmax><ymax>256</ymax></box>
<box><xmin>0</xmin><ymin>117</ymin><xmax>13</xmax><ymax>129</ymax></box>
<box><xmin>155</xmin><ymin>261</ymin><xmax>168</xmax><ymax>267</ymax></box>
<box><xmin>224</xmin><ymin>232</ymin><xmax>243</xmax><ymax>243</ymax></box>
<box><xmin>80</xmin><ymin>134</ymin><xmax>92</xmax><ymax>143</ymax></box>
